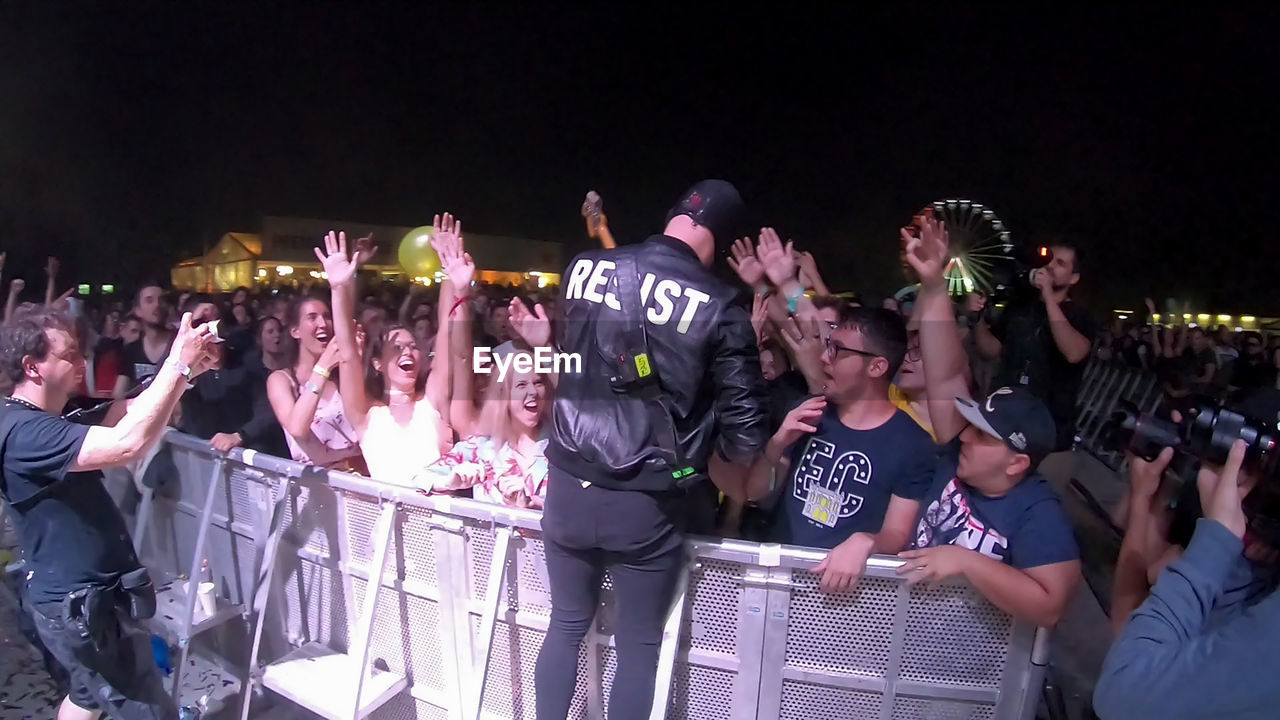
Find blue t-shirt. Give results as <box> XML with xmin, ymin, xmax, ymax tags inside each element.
<box><xmin>775</xmin><ymin>405</ymin><xmax>936</xmax><ymax>550</ymax></box>
<box><xmin>910</xmin><ymin>442</ymin><xmax>1078</xmax><ymax>569</ymax></box>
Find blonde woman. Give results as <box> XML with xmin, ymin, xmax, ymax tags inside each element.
<box><xmin>414</xmin><ymin>297</ymin><xmax>554</xmax><ymax>507</ymax></box>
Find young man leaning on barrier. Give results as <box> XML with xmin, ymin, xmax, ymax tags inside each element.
<box><xmin>744</xmin><ymin>303</ymin><xmax>937</xmax><ymax>594</ymax></box>
<box><xmin>895</xmin><ymin>214</ymin><xmax>1080</xmax><ymax>628</ymax></box>
<box><xmin>0</xmin><ymin>305</ymin><xmax>217</xmax><ymax>720</ymax></box>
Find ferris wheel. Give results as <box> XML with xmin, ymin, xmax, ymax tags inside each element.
<box><xmin>926</xmin><ymin>198</ymin><xmax>1015</xmax><ymax>297</ymax></box>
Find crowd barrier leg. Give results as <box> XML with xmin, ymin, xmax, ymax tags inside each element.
<box><xmin>647</xmin><ymin>557</ymin><xmax>691</xmax><ymax>720</ymax></box>
<box><xmin>239</xmin><ymin>474</ymin><xmax>292</xmax><ymax>720</ymax></box>
<box><xmin>169</xmin><ymin>456</ymin><xmax>229</xmax><ymax>706</ymax></box>
<box><xmin>346</xmin><ymin>501</ymin><xmax>398</xmax><ymax>719</ymax></box>
<box><xmin>467</xmin><ymin>525</ymin><xmax>513</xmax><ymax>720</ymax></box>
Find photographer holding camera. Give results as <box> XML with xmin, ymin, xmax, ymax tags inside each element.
<box><xmin>974</xmin><ymin>239</ymin><xmax>1096</xmax><ymax>451</ymax></box>
<box><xmin>0</xmin><ymin>305</ymin><xmax>216</xmax><ymax>720</ymax></box>
<box><xmin>1095</xmin><ymin>437</ymin><xmax>1280</xmax><ymax>719</ymax></box>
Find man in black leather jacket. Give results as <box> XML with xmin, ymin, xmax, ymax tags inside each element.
<box><xmin>535</xmin><ymin>180</ymin><xmax>769</xmax><ymax>720</ymax></box>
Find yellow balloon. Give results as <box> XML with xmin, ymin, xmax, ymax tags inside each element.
<box><xmin>398</xmin><ymin>226</ymin><xmax>441</xmax><ymax>276</ymax></box>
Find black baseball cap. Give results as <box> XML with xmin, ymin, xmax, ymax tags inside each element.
<box><xmin>666</xmin><ymin>179</ymin><xmax>744</xmax><ymax>246</ymax></box>
<box><xmin>954</xmin><ymin>386</ymin><xmax>1057</xmax><ymax>465</ymax></box>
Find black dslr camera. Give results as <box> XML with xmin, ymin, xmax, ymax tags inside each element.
<box><xmin>987</xmin><ymin>245</ymin><xmax>1056</xmax><ymax>305</ymax></box>
<box><xmin>1102</xmin><ymin>403</ymin><xmax>1280</xmax><ymax>548</ymax></box>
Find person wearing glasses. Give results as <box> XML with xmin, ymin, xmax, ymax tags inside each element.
<box><xmin>745</xmin><ymin>305</ymin><xmax>937</xmax><ymax>594</ymax></box>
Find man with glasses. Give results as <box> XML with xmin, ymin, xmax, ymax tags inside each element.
<box><xmin>746</xmin><ymin>306</ymin><xmax>936</xmax><ymax>593</ymax></box>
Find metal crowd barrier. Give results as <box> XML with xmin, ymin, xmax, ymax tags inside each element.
<box><xmin>133</xmin><ymin>431</ymin><xmax>1050</xmax><ymax>720</ymax></box>
<box><xmin>1073</xmin><ymin>358</ymin><xmax>1163</xmax><ymax>468</ymax></box>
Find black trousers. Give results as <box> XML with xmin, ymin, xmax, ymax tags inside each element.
<box><xmin>534</xmin><ymin>469</ymin><xmax>688</xmax><ymax>720</ymax></box>
<box><xmin>29</xmin><ymin>596</ymin><xmax>176</xmax><ymax>720</ymax></box>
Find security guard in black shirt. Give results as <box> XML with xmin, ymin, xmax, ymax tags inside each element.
<box><xmin>535</xmin><ymin>180</ymin><xmax>769</xmax><ymax>720</ymax></box>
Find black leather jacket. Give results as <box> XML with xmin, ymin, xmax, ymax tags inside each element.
<box><xmin>546</xmin><ymin>234</ymin><xmax>769</xmax><ymax>491</ymax></box>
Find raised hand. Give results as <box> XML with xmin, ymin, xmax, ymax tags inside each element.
<box><xmin>727</xmin><ymin>237</ymin><xmax>766</xmax><ymax>287</ymax></box>
<box><xmin>795</xmin><ymin>250</ymin><xmax>821</xmax><ymax>287</ymax></box>
<box><xmin>430</xmin><ymin>213</ymin><xmax>463</xmax><ymax>260</ymax></box>
<box><xmin>902</xmin><ymin>214</ymin><xmax>949</xmax><ymax>290</ymax></box>
<box><xmin>776</xmin><ymin>395</ymin><xmax>827</xmax><ymax>447</ymax></box>
<box><xmin>170</xmin><ymin>312</ymin><xmax>218</xmax><ymax>376</ymax></box>
<box><xmin>8</xmin><ymin>278</ymin><xmax>22</xmax><ymax>295</ymax></box>
<box><xmin>509</xmin><ymin>297</ymin><xmax>551</xmax><ymax>348</ymax></box>
<box><xmin>756</xmin><ymin>228</ymin><xmax>797</xmax><ymax>287</ymax></box>
<box><xmin>437</xmin><ymin>228</ymin><xmax>475</xmax><ymax>290</ymax></box>
<box><xmin>46</xmin><ymin>256</ymin><xmax>59</xmax><ymax>278</ymax></box>
<box><xmin>751</xmin><ymin>293</ymin><xmax>769</xmax><ymax>345</ymax></box>
<box><xmin>353</xmin><ymin>233</ymin><xmax>377</xmax><ymax>266</ymax></box>
<box><xmin>313</xmin><ymin>231</ymin><xmax>361</xmax><ymax>286</ymax></box>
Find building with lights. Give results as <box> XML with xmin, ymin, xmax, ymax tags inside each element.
<box><xmin>171</xmin><ymin>216</ymin><xmax>563</xmax><ymax>291</ymax></box>
<box><xmin>1112</xmin><ymin>309</ymin><xmax>1279</xmax><ymax>333</ymax></box>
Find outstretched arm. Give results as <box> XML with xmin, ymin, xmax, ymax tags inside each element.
<box><xmin>316</xmin><ymin>231</ymin><xmax>373</xmax><ymax>436</ymax></box>
<box><xmin>902</xmin><ymin>215</ymin><xmax>972</xmax><ymax>443</ymax></box>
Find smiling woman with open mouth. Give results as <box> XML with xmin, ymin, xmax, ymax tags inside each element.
<box><xmin>314</xmin><ymin>213</ymin><xmax>475</xmax><ymax>487</ymax></box>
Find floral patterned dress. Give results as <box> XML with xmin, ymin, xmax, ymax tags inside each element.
<box><xmin>412</xmin><ymin>435</ymin><xmax>549</xmax><ymax>509</ymax></box>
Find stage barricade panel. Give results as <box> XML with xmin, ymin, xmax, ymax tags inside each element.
<box><xmin>139</xmin><ymin>434</ymin><xmax>1049</xmax><ymax>720</ymax></box>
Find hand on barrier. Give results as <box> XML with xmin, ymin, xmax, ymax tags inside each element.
<box><xmin>210</xmin><ymin>432</ymin><xmax>243</xmax><ymax>453</ymax></box>
<box><xmin>896</xmin><ymin>546</ymin><xmax>972</xmax><ymax>586</ymax></box>
<box><xmin>813</xmin><ymin>532</ymin><xmax>874</xmax><ymax>593</ymax></box>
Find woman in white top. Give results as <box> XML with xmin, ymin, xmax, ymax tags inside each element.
<box><xmin>316</xmin><ymin>216</ymin><xmax>474</xmax><ymax>486</ymax></box>
<box><xmin>265</xmin><ymin>296</ymin><xmax>365</xmax><ymax>471</ymax></box>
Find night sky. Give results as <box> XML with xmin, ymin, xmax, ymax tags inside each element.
<box><xmin>2</xmin><ymin>4</ymin><xmax>1277</xmax><ymax>313</ymax></box>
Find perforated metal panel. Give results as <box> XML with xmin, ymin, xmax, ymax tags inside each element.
<box><xmin>397</xmin><ymin>506</ymin><xmax>441</xmax><ymax>588</ymax></box>
<box><xmin>141</xmin><ymin>436</ymin><xmax>1051</xmax><ymax>720</ymax></box>
<box><xmin>282</xmin><ymin>484</ymin><xmax>338</xmax><ymax>557</ymax></box>
<box><xmin>509</xmin><ymin>533</ymin><xmax>554</xmax><ymax>616</ymax></box>
<box><xmin>667</xmin><ymin>662</ymin><xmax>735</xmax><ymax>720</ymax></box>
<box><xmin>352</xmin><ymin>578</ymin><xmax>448</xmax><ymax>692</ymax></box>
<box><xmin>463</xmin><ymin>518</ymin><xmax>495</xmax><ymax>601</ymax></box>
<box><xmin>890</xmin><ymin>696</ymin><xmax>996</xmax><ymax>720</ymax></box>
<box><xmin>684</xmin><ymin>559</ymin><xmax>742</xmax><ymax>657</ymax></box>
<box><xmin>367</xmin><ymin>694</ymin><xmax>451</xmax><ymax>720</ymax></box>
<box><xmin>341</xmin><ymin>490</ymin><xmax>382</xmax><ymax>565</ymax></box>
<box><xmin>900</xmin><ymin>583</ymin><xmax>1011</xmax><ymax>688</ymax></box>
<box><xmin>279</xmin><ymin>556</ymin><xmax>348</xmax><ymax>650</ymax></box>
<box><xmin>477</xmin><ymin>621</ymin><xmax>592</xmax><ymax>720</ymax></box>
<box><xmin>784</xmin><ymin>572</ymin><xmax>898</xmax><ymax>676</ymax></box>
<box><xmin>778</xmin><ymin>679</ymin><xmax>882</xmax><ymax>719</ymax></box>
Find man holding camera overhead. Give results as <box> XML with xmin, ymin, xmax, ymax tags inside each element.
<box><xmin>1095</xmin><ymin>434</ymin><xmax>1280</xmax><ymax>719</ymax></box>
<box><xmin>0</xmin><ymin>305</ymin><xmax>217</xmax><ymax>720</ymax></box>
<box><xmin>974</xmin><ymin>237</ymin><xmax>1096</xmax><ymax>451</ymax></box>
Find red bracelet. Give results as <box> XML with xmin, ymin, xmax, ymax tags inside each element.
<box><xmin>449</xmin><ymin>296</ymin><xmax>470</xmax><ymax>316</ymax></box>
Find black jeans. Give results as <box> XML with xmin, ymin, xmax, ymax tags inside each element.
<box><xmin>534</xmin><ymin>469</ymin><xmax>688</xmax><ymax>720</ymax></box>
<box><xmin>28</xmin><ymin>595</ymin><xmax>177</xmax><ymax>720</ymax></box>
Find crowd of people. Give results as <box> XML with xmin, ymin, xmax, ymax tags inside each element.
<box><xmin>1</xmin><ymin>184</ymin><xmax>1278</xmax><ymax>720</ymax></box>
